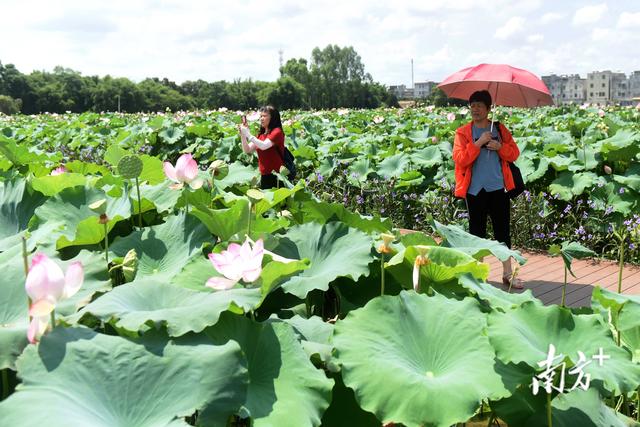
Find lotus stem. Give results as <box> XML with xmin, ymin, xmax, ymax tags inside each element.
<box><xmin>380</xmin><ymin>253</ymin><xmax>385</xmax><ymax>296</ymax></box>
<box><xmin>135</xmin><ymin>177</ymin><xmax>142</xmax><ymax>228</ymax></box>
<box><xmin>1</xmin><ymin>369</ymin><xmax>8</xmax><ymax>400</ymax></box>
<box><xmin>636</xmin><ymin>386</ymin><xmax>639</xmax><ymax>421</ymax></box>
<box><xmin>22</xmin><ymin>237</ymin><xmax>30</xmax><ymax>310</ymax></box>
<box><xmin>103</xmin><ymin>222</ymin><xmax>109</xmax><ymax>265</ymax></box>
<box><xmin>561</xmin><ymin>266</ymin><xmax>567</xmax><ymax>308</ymax></box>
<box><xmin>50</xmin><ymin>310</ymin><xmax>56</xmax><ymax>328</ymax></box>
<box><xmin>546</xmin><ymin>392</ymin><xmax>552</xmax><ymax>427</ymax></box>
<box><xmin>617</xmin><ymin>239</ymin><xmax>625</xmax><ymax>293</ymax></box>
<box><xmin>247</xmin><ymin>202</ymin><xmax>252</xmax><ymax>237</ymax></box>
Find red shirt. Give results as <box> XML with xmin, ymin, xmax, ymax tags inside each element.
<box><xmin>256</xmin><ymin>128</ymin><xmax>285</xmax><ymax>175</ymax></box>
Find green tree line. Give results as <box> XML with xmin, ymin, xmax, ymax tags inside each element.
<box><xmin>0</xmin><ymin>45</ymin><xmax>398</xmax><ymax>114</ymax></box>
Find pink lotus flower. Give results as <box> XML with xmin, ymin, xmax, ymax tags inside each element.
<box><xmin>431</xmin><ymin>136</ymin><xmax>438</xmax><ymax>143</ymax></box>
<box><xmin>163</xmin><ymin>153</ymin><xmax>203</xmax><ymax>190</ymax></box>
<box><xmin>206</xmin><ymin>238</ymin><xmax>264</xmax><ymax>290</ymax></box>
<box><xmin>50</xmin><ymin>166</ymin><xmax>67</xmax><ymax>176</ymax></box>
<box><xmin>246</xmin><ymin>111</ymin><xmax>260</xmax><ymax>122</ymax></box>
<box><xmin>598</xmin><ymin>109</ymin><xmax>605</xmax><ymax>118</ymax></box>
<box><xmin>459</xmin><ymin>107</ymin><xmax>469</xmax><ymax>115</ymax></box>
<box><xmin>373</xmin><ymin>115</ymin><xmax>384</xmax><ymax>124</ymax></box>
<box><xmin>25</xmin><ymin>253</ymin><xmax>84</xmax><ymax>343</ymax></box>
<box><xmin>426</xmin><ymin>105</ymin><xmax>435</xmax><ymax>112</ymax></box>
<box><xmin>447</xmin><ymin>112</ymin><xmax>456</xmax><ymax>121</ymax></box>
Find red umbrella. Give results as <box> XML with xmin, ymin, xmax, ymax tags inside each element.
<box><xmin>437</xmin><ymin>63</ymin><xmax>553</xmax><ymax>107</ymax></box>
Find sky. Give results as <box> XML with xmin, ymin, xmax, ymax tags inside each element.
<box><xmin>1</xmin><ymin>0</ymin><xmax>639</xmax><ymax>87</ymax></box>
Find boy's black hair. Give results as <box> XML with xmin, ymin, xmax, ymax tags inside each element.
<box><xmin>469</xmin><ymin>90</ymin><xmax>492</xmax><ymax>108</ymax></box>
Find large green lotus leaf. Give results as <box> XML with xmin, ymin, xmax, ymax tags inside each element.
<box><xmin>71</xmin><ymin>278</ymin><xmax>263</xmax><ymax>336</ymax></box>
<box><xmin>0</xmin><ymin>327</ymin><xmax>248</xmax><ymax>427</ymax></box>
<box><xmin>612</xmin><ymin>164</ymin><xmax>640</xmax><ymax>192</ymax></box>
<box><xmin>205</xmin><ymin>313</ymin><xmax>333</xmax><ymax>427</ymax></box>
<box><xmin>158</xmin><ymin>126</ymin><xmax>185</xmax><ymax>145</ymax></box>
<box><xmin>136</xmin><ymin>181</ymin><xmax>182</xmax><ymax>214</ymax></box>
<box><xmin>548</xmin><ymin>241</ymin><xmax>596</xmax><ymax>277</ymax></box>
<box><xmin>295</xmin><ymin>198</ymin><xmax>392</xmax><ymax>234</ymax></box>
<box><xmin>600</xmin><ymin>129</ymin><xmax>640</xmax><ymax>162</ymax></box>
<box><xmin>376</xmin><ymin>153</ymin><xmax>409</xmax><ymax>178</ymax></box>
<box><xmin>0</xmin><ymin>134</ymin><xmax>50</xmax><ymax>167</ymax></box>
<box><xmin>547</xmin><ymin>154</ymin><xmax>574</xmax><ymax>171</ymax></box>
<box><xmin>215</xmin><ymin>161</ymin><xmax>257</xmax><ymax>190</ymax></box>
<box><xmin>320</xmin><ymin>373</ymin><xmax>381</xmax><ymax>427</ymax></box>
<box><xmin>488</xmin><ymin>302</ymin><xmax>640</xmax><ymax>395</ymax></box>
<box><xmin>520</xmin><ymin>156</ymin><xmax>550</xmax><ymax>182</ymax></box>
<box><xmin>0</xmin><ymin>179</ymin><xmax>46</xmax><ymax>251</ymax></box>
<box><xmin>493</xmin><ymin>387</ymin><xmax>637</xmax><ymax>427</ymax></box>
<box><xmin>278</xmin><ymin>314</ymin><xmax>335</xmax><ymax>367</ymax></box>
<box><xmin>254</xmin><ymin>186</ymin><xmax>302</xmax><ymax>216</ymax></box>
<box><xmin>274</xmin><ymin>222</ymin><xmax>374</xmax><ymax>298</ymax></box>
<box><xmin>65</xmin><ymin>159</ymin><xmax>111</xmax><ymax>176</ymax></box>
<box><xmin>191</xmin><ymin>199</ymin><xmax>250</xmax><ymax>241</ymax></box>
<box><xmin>457</xmin><ymin>273</ymin><xmax>541</xmax><ymax>312</ymax></box>
<box><xmin>570</xmin><ymin>146</ymin><xmax>599</xmax><ymax>172</ymax></box>
<box><xmin>410</xmin><ymin>145</ymin><xmax>442</xmax><ymax>168</ymax></box>
<box><xmin>549</xmin><ymin>171</ymin><xmax>599</xmax><ymax>201</ymax></box>
<box><xmin>109</xmin><ymin>213</ymin><xmax>210</xmax><ymax>281</ymax></box>
<box><xmin>591</xmin><ymin>182</ymin><xmax>635</xmax><ymax>215</ymax></box>
<box><xmin>33</xmin><ymin>185</ymin><xmax>132</xmax><ymax>249</ymax></box>
<box><xmin>433</xmin><ymin>220</ymin><xmax>526</xmax><ymax>264</ymax></box>
<box><xmin>348</xmin><ymin>157</ymin><xmax>374</xmax><ymax>182</ymax></box>
<box><xmin>0</xmin><ymin>245</ymin><xmax>29</xmax><ymax>370</ymax></box>
<box><xmin>591</xmin><ymin>287</ymin><xmax>640</xmax><ymax>361</ymax></box>
<box><xmin>334</xmin><ymin>292</ymin><xmax>509</xmax><ymax>427</ymax></box>
<box><xmin>139</xmin><ymin>154</ymin><xmax>165</xmax><ymax>185</ymax></box>
<box><xmin>386</xmin><ymin>245</ymin><xmax>489</xmax><ymax>290</ymax></box>
<box><xmin>30</xmin><ymin>173</ymin><xmax>87</xmax><ymax>196</ymax></box>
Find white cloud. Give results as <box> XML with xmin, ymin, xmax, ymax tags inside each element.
<box><xmin>617</xmin><ymin>11</ymin><xmax>640</xmax><ymax>28</ymax></box>
<box><xmin>591</xmin><ymin>28</ymin><xmax>611</xmax><ymax>41</ymax></box>
<box><xmin>527</xmin><ymin>34</ymin><xmax>544</xmax><ymax>43</ymax></box>
<box><xmin>540</xmin><ymin>12</ymin><xmax>563</xmax><ymax>24</ymax></box>
<box><xmin>572</xmin><ymin>4</ymin><xmax>608</xmax><ymax>26</ymax></box>
<box><xmin>494</xmin><ymin>16</ymin><xmax>526</xmax><ymax>40</ymax></box>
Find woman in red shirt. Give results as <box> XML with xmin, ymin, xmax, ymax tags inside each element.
<box><xmin>239</xmin><ymin>105</ymin><xmax>285</xmax><ymax>189</ymax></box>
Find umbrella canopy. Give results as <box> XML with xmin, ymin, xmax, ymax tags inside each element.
<box><xmin>437</xmin><ymin>63</ymin><xmax>553</xmax><ymax>107</ymax></box>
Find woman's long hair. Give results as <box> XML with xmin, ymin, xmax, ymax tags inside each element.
<box><xmin>258</xmin><ymin>105</ymin><xmax>283</xmax><ymax>135</ymax></box>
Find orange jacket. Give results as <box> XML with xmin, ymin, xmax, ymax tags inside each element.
<box><xmin>452</xmin><ymin>121</ymin><xmax>519</xmax><ymax>198</ymax></box>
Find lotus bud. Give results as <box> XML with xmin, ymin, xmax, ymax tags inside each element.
<box><xmin>208</xmin><ymin>160</ymin><xmax>229</xmax><ymax>180</ymax></box>
<box><xmin>377</xmin><ymin>233</ymin><xmax>395</xmax><ymax>254</ymax></box>
<box><xmin>604</xmin><ymin>165</ymin><xmax>612</xmax><ymax>175</ymax></box>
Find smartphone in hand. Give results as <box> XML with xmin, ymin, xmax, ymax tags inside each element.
<box><xmin>242</xmin><ymin>115</ymin><xmax>248</xmax><ymax>126</ymax></box>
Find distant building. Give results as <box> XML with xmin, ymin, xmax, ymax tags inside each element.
<box><xmin>629</xmin><ymin>71</ymin><xmax>640</xmax><ymax>99</ymax></box>
<box><xmin>541</xmin><ymin>74</ymin><xmax>586</xmax><ymax>105</ymax></box>
<box><xmin>586</xmin><ymin>70</ymin><xmax>628</xmax><ymax>105</ymax></box>
<box><xmin>388</xmin><ymin>84</ymin><xmax>416</xmax><ymax>99</ymax></box>
<box><xmin>414</xmin><ymin>81</ymin><xmax>437</xmax><ymax>99</ymax></box>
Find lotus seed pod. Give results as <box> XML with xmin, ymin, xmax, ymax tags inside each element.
<box><xmin>117</xmin><ymin>155</ymin><xmax>143</xmax><ymax>179</ymax></box>
<box><xmin>209</xmin><ymin>160</ymin><xmax>229</xmax><ymax>180</ymax></box>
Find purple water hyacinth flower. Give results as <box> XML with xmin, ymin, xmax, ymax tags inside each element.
<box><xmin>356</xmin><ymin>195</ymin><xmax>364</xmax><ymax>205</ymax></box>
<box><xmin>605</xmin><ymin>206</ymin><xmax>614</xmax><ymax>215</ymax></box>
<box><xmin>619</xmin><ymin>188</ymin><xmax>626</xmax><ymax>194</ymax></box>
<box><xmin>630</xmin><ymin>243</ymin><xmax>636</xmax><ymax>250</ymax></box>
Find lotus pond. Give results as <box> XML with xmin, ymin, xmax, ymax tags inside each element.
<box><xmin>0</xmin><ymin>106</ymin><xmax>639</xmax><ymax>426</ymax></box>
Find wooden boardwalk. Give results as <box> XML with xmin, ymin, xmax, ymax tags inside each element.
<box><xmin>485</xmin><ymin>251</ymin><xmax>640</xmax><ymax>307</ymax></box>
